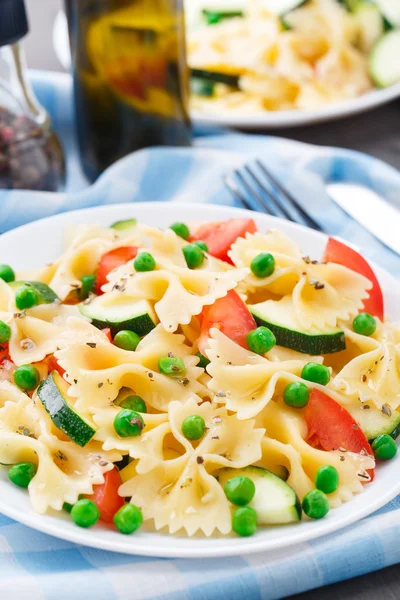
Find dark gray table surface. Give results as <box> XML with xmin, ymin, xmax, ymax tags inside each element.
<box><xmin>23</xmin><ymin>1</ymin><xmax>400</xmax><ymax>599</ymax></box>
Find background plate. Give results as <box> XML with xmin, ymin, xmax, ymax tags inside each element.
<box><xmin>53</xmin><ymin>10</ymin><xmax>400</xmax><ymax>129</ymax></box>
<box><xmin>0</xmin><ymin>201</ymin><xmax>399</xmax><ymax>558</ymax></box>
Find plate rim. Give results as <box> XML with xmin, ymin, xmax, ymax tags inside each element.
<box><xmin>0</xmin><ymin>200</ymin><xmax>399</xmax><ymax>559</ymax></box>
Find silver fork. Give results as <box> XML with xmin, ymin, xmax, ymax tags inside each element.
<box><xmin>224</xmin><ymin>159</ymin><xmax>323</xmax><ymax>232</ymax></box>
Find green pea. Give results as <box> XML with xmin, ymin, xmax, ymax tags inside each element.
<box><xmin>250</xmin><ymin>253</ymin><xmax>275</xmax><ymax>278</ymax></box>
<box><xmin>114</xmin><ymin>409</ymin><xmax>144</xmax><ymax>438</ymax></box>
<box><xmin>63</xmin><ymin>502</ymin><xmax>73</xmax><ymax>513</ymax></box>
<box><xmin>0</xmin><ymin>320</ymin><xmax>11</xmax><ymax>344</ymax></box>
<box><xmin>353</xmin><ymin>313</ymin><xmax>377</xmax><ymax>337</ymax></box>
<box><xmin>113</xmin><ymin>330</ymin><xmax>140</xmax><ymax>351</ymax></box>
<box><xmin>302</xmin><ymin>489</ymin><xmax>330</xmax><ymax>519</ymax></box>
<box><xmin>134</xmin><ymin>252</ymin><xmax>156</xmax><ymax>272</ymax></box>
<box><xmin>0</xmin><ymin>264</ymin><xmax>15</xmax><ymax>283</ymax></box>
<box><xmin>8</xmin><ymin>462</ymin><xmax>37</xmax><ymax>488</ymax></box>
<box><xmin>224</xmin><ymin>476</ymin><xmax>256</xmax><ymax>506</ymax></box>
<box><xmin>119</xmin><ymin>395</ymin><xmax>147</xmax><ymax>413</ymax></box>
<box><xmin>113</xmin><ymin>504</ymin><xmax>143</xmax><ymax>534</ymax></box>
<box><xmin>170</xmin><ymin>222</ymin><xmax>190</xmax><ymax>240</ymax></box>
<box><xmin>181</xmin><ymin>415</ymin><xmax>206</xmax><ymax>440</ymax></box>
<box><xmin>70</xmin><ymin>499</ymin><xmax>100</xmax><ymax>528</ymax></box>
<box><xmin>79</xmin><ymin>274</ymin><xmax>95</xmax><ymax>300</ymax></box>
<box><xmin>158</xmin><ymin>356</ymin><xmax>185</xmax><ymax>375</ymax></box>
<box><xmin>232</xmin><ymin>506</ymin><xmax>257</xmax><ymax>537</ymax></box>
<box><xmin>301</xmin><ymin>362</ymin><xmax>330</xmax><ymax>386</ymax></box>
<box><xmin>193</xmin><ymin>240</ymin><xmax>208</xmax><ymax>252</ymax></box>
<box><xmin>372</xmin><ymin>434</ymin><xmax>398</xmax><ymax>460</ymax></box>
<box><xmin>15</xmin><ymin>285</ymin><xmax>40</xmax><ymax>310</ymax></box>
<box><xmin>183</xmin><ymin>244</ymin><xmax>205</xmax><ymax>269</ymax></box>
<box><xmin>196</xmin><ymin>352</ymin><xmax>210</xmax><ymax>369</ymax></box>
<box><xmin>315</xmin><ymin>465</ymin><xmax>339</xmax><ymax>494</ymax></box>
<box><xmin>283</xmin><ymin>382</ymin><xmax>310</xmax><ymax>408</ymax></box>
<box><xmin>246</xmin><ymin>327</ymin><xmax>276</xmax><ymax>354</ymax></box>
<box><xmin>14</xmin><ymin>365</ymin><xmax>40</xmax><ymax>390</ymax></box>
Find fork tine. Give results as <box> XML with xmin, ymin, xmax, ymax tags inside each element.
<box><xmin>223</xmin><ymin>176</ymin><xmax>255</xmax><ymax>212</ymax></box>
<box><xmin>235</xmin><ymin>170</ymin><xmax>283</xmax><ymax>218</ymax></box>
<box><xmin>256</xmin><ymin>160</ymin><xmax>323</xmax><ymax>232</ymax></box>
<box><xmin>243</xmin><ymin>165</ymin><xmax>294</xmax><ymax>222</ymax></box>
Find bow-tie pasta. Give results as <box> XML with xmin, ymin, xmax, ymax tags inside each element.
<box><xmin>0</xmin><ymin>216</ymin><xmax>392</xmax><ymax>539</ymax></box>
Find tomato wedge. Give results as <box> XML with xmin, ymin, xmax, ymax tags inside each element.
<box><xmin>198</xmin><ymin>290</ymin><xmax>256</xmax><ymax>354</ymax></box>
<box><xmin>190</xmin><ymin>218</ymin><xmax>257</xmax><ymax>264</ymax></box>
<box><xmin>323</xmin><ymin>237</ymin><xmax>384</xmax><ymax>320</ymax></box>
<box><xmin>305</xmin><ymin>388</ymin><xmax>374</xmax><ymax>481</ymax></box>
<box><xmin>47</xmin><ymin>354</ymin><xmax>66</xmax><ymax>377</ymax></box>
<box><xmin>0</xmin><ymin>343</ymin><xmax>9</xmax><ymax>363</ymax></box>
<box><xmin>95</xmin><ymin>246</ymin><xmax>138</xmax><ymax>295</ymax></box>
<box><xmin>89</xmin><ymin>467</ymin><xmax>124</xmax><ymax>523</ymax></box>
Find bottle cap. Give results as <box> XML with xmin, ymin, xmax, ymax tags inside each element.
<box><xmin>0</xmin><ymin>0</ymin><xmax>29</xmax><ymax>47</ymax></box>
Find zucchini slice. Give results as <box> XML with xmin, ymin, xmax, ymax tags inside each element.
<box><xmin>218</xmin><ymin>466</ymin><xmax>302</xmax><ymax>524</ymax></box>
<box><xmin>190</xmin><ymin>68</ymin><xmax>240</xmax><ymax>88</ymax></box>
<box><xmin>10</xmin><ymin>281</ymin><xmax>59</xmax><ymax>304</ymax></box>
<box><xmin>354</xmin><ymin>3</ymin><xmax>384</xmax><ymax>52</ymax></box>
<box><xmin>110</xmin><ymin>219</ymin><xmax>137</xmax><ymax>234</ymax></box>
<box><xmin>38</xmin><ymin>371</ymin><xmax>96</xmax><ymax>447</ymax></box>
<box><xmin>375</xmin><ymin>0</ymin><xmax>400</xmax><ymax>28</ymax></box>
<box><xmin>250</xmin><ymin>297</ymin><xmax>346</xmax><ymax>355</ymax></box>
<box><xmin>79</xmin><ymin>296</ymin><xmax>157</xmax><ymax>337</ymax></box>
<box><xmin>369</xmin><ymin>29</ymin><xmax>400</xmax><ymax>87</ymax></box>
<box><xmin>348</xmin><ymin>403</ymin><xmax>400</xmax><ymax>442</ymax></box>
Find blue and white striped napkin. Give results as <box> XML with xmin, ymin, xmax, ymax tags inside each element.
<box><xmin>0</xmin><ymin>71</ymin><xmax>399</xmax><ymax>600</ymax></box>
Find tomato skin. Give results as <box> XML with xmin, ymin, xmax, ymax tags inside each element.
<box><xmin>47</xmin><ymin>354</ymin><xmax>65</xmax><ymax>377</ymax></box>
<box><xmin>101</xmin><ymin>328</ymin><xmax>112</xmax><ymax>342</ymax></box>
<box><xmin>198</xmin><ymin>290</ymin><xmax>256</xmax><ymax>354</ymax></box>
<box><xmin>305</xmin><ymin>388</ymin><xmax>374</xmax><ymax>481</ymax></box>
<box><xmin>0</xmin><ymin>343</ymin><xmax>9</xmax><ymax>363</ymax></box>
<box><xmin>190</xmin><ymin>218</ymin><xmax>257</xmax><ymax>264</ymax></box>
<box><xmin>323</xmin><ymin>237</ymin><xmax>384</xmax><ymax>320</ymax></box>
<box><xmin>95</xmin><ymin>246</ymin><xmax>138</xmax><ymax>295</ymax></box>
<box><xmin>89</xmin><ymin>467</ymin><xmax>124</xmax><ymax>523</ymax></box>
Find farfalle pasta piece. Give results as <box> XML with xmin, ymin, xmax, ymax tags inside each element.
<box><xmin>56</xmin><ymin>319</ymin><xmax>206</xmax><ymax>414</ymax></box>
<box><xmin>48</xmin><ymin>223</ymin><xmax>146</xmax><ymax>300</ymax></box>
<box><xmin>331</xmin><ymin>325</ymin><xmax>400</xmax><ymax>410</ymax></box>
<box><xmin>229</xmin><ymin>230</ymin><xmax>304</xmax><ymax>295</ymax></box>
<box><xmin>93</xmin><ymin>408</ymin><xmax>170</xmax><ymax>473</ymax></box>
<box><xmin>0</xmin><ymin>397</ymin><xmax>121</xmax><ymax>513</ymax></box>
<box><xmin>259</xmin><ymin>401</ymin><xmax>375</xmax><ymax>507</ymax></box>
<box><xmin>102</xmin><ymin>261</ymin><xmax>248</xmax><ymax>332</ymax></box>
<box><xmin>206</xmin><ymin>329</ymin><xmax>313</xmax><ymax>419</ymax></box>
<box><xmin>119</xmin><ymin>397</ymin><xmax>265</xmax><ymax>536</ymax></box>
<box><xmin>292</xmin><ymin>263</ymin><xmax>371</xmax><ymax>329</ymax></box>
<box><xmin>5</xmin><ymin>303</ymin><xmax>81</xmax><ymax>367</ymax></box>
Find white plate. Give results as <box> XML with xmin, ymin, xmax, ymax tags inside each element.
<box><xmin>0</xmin><ymin>201</ymin><xmax>399</xmax><ymax>558</ymax></box>
<box><xmin>53</xmin><ymin>10</ymin><xmax>400</xmax><ymax>129</ymax></box>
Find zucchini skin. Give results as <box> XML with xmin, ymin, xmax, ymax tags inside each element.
<box><xmin>252</xmin><ymin>314</ymin><xmax>346</xmax><ymax>355</ymax></box>
<box><xmin>88</xmin><ymin>313</ymin><xmax>156</xmax><ymax>338</ymax></box>
<box><xmin>38</xmin><ymin>373</ymin><xmax>96</xmax><ymax>447</ymax></box>
<box><xmin>11</xmin><ymin>281</ymin><xmax>58</xmax><ymax>304</ymax></box>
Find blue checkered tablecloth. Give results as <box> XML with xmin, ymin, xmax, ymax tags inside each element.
<box><xmin>0</xmin><ymin>71</ymin><xmax>399</xmax><ymax>600</ymax></box>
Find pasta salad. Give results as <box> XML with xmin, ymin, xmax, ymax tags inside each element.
<box><xmin>0</xmin><ymin>216</ymin><xmax>397</xmax><ymax>538</ymax></box>
<box><xmin>187</xmin><ymin>0</ymin><xmax>400</xmax><ymax>114</ymax></box>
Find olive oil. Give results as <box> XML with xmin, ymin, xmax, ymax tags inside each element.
<box><xmin>65</xmin><ymin>0</ymin><xmax>192</xmax><ymax>182</ymax></box>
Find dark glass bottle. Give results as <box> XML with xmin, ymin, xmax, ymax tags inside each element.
<box><xmin>65</xmin><ymin>0</ymin><xmax>192</xmax><ymax>183</ymax></box>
